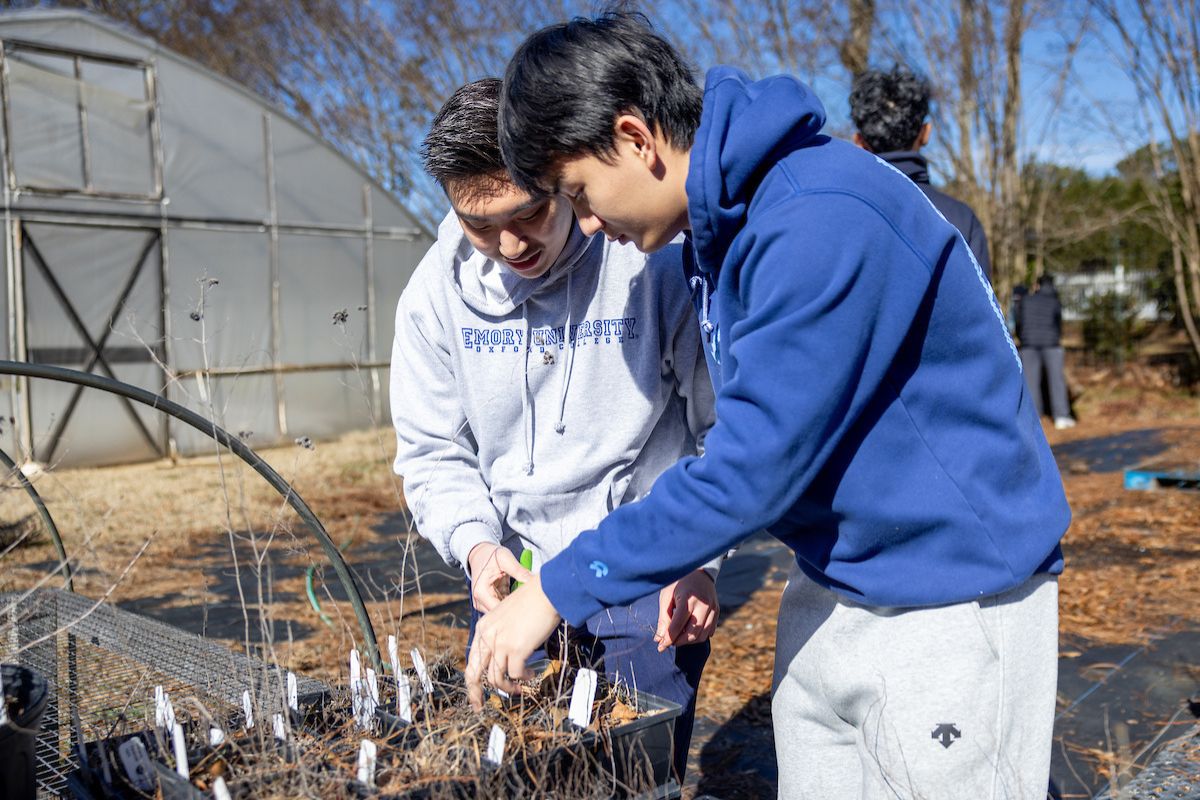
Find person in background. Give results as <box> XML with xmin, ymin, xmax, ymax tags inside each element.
<box><xmin>850</xmin><ymin>65</ymin><xmax>992</xmax><ymax>281</ymax></box>
<box><xmin>1009</xmin><ymin>283</ymin><xmax>1029</xmax><ymax>337</ymax></box>
<box><xmin>390</xmin><ymin>78</ymin><xmax>719</xmax><ymax>779</ymax></box>
<box><xmin>1018</xmin><ymin>274</ymin><xmax>1076</xmax><ymax>429</ymax></box>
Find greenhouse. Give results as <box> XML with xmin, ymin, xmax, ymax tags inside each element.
<box><xmin>0</xmin><ymin>8</ymin><xmax>431</xmax><ymax>467</ymax></box>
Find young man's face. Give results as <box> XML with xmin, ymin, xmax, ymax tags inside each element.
<box><xmin>555</xmin><ymin>147</ymin><xmax>688</xmax><ymax>254</ymax></box>
<box><xmin>447</xmin><ymin>176</ymin><xmax>574</xmax><ymax>280</ymax></box>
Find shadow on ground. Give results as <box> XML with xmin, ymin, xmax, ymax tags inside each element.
<box><xmin>1051</xmin><ymin>428</ymin><xmax>1175</xmax><ymax>475</ymax></box>
<box><xmin>112</xmin><ymin>510</ymin><xmax>470</xmax><ymax>644</ymax></box>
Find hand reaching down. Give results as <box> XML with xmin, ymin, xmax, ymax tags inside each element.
<box><xmin>655</xmin><ymin>568</ymin><xmax>719</xmax><ymax>651</ymax></box>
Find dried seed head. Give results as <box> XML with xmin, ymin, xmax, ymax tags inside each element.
<box><xmin>294</xmin><ymin>436</ymin><xmax>314</xmax><ymax>450</ymax></box>
<box><xmin>332</xmin><ymin>309</ymin><xmax>350</xmax><ymax>326</ymax></box>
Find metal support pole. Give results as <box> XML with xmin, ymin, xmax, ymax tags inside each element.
<box><xmin>0</xmin><ymin>445</ymin><xmax>72</xmax><ymax>590</ymax></box>
<box><xmin>0</xmin><ymin>360</ymin><xmax>382</xmax><ymax>673</ymax></box>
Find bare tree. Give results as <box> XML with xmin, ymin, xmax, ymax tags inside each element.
<box><xmin>1089</xmin><ymin>0</ymin><xmax>1200</xmax><ymax>359</ymax></box>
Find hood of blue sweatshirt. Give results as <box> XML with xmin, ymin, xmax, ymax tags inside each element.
<box><xmin>539</xmin><ymin>67</ymin><xmax>1070</xmax><ymax>626</ymax></box>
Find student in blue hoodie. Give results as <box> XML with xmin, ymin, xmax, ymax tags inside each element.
<box><xmin>467</xmin><ymin>13</ymin><xmax>1071</xmax><ymax>797</ymax></box>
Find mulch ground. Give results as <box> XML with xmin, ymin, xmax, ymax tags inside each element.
<box><xmin>2</xmin><ymin>357</ymin><xmax>1198</xmax><ymax>797</ymax></box>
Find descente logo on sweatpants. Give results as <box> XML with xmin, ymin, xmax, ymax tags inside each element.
<box><xmin>461</xmin><ymin>317</ymin><xmax>638</xmax><ymax>353</ymax></box>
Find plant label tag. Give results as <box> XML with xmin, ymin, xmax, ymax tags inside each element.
<box><xmin>286</xmin><ymin>672</ymin><xmax>298</xmax><ymax>712</ymax></box>
<box><xmin>388</xmin><ymin>635</ymin><xmax>401</xmax><ymax>678</ymax></box>
<box><xmin>356</xmin><ymin>739</ymin><xmax>377</xmax><ymax>786</ymax></box>
<box><xmin>411</xmin><ymin>648</ymin><xmax>433</xmax><ymax>695</ymax></box>
<box><xmin>0</xmin><ymin>669</ymin><xmax>7</xmax><ymax>725</ymax></box>
<box><xmin>172</xmin><ymin>722</ymin><xmax>189</xmax><ymax>778</ymax></box>
<box><xmin>242</xmin><ymin>690</ymin><xmax>254</xmax><ymax>729</ymax></box>
<box><xmin>396</xmin><ymin>674</ymin><xmax>413</xmax><ymax>724</ymax></box>
<box><xmin>272</xmin><ymin>712</ymin><xmax>286</xmax><ymax>741</ymax></box>
<box><xmin>212</xmin><ymin>776</ymin><xmax>232</xmax><ymax>800</ymax></box>
<box><xmin>485</xmin><ymin>724</ymin><xmax>506</xmax><ymax>767</ymax></box>
<box><xmin>209</xmin><ymin>727</ymin><xmax>224</xmax><ymax>747</ymax></box>
<box><xmin>118</xmin><ymin>737</ymin><xmax>155</xmax><ymax>792</ymax></box>
<box><xmin>568</xmin><ymin>668</ymin><xmax>598</xmax><ymax>729</ymax></box>
<box><xmin>350</xmin><ymin>649</ymin><xmax>364</xmax><ymax>727</ymax></box>
<box><xmin>155</xmin><ymin>687</ymin><xmax>177</xmax><ymax>732</ymax></box>
<box><xmin>365</xmin><ymin>668</ymin><xmax>379</xmax><ymax>722</ymax></box>
<box><xmin>154</xmin><ymin>685</ymin><xmax>166</xmax><ymax>728</ymax></box>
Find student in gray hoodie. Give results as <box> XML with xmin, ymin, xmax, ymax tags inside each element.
<box><xmin>389</xmin><ymin>79</ymin><xmax>719</xmax><ymax>777</ymax></box>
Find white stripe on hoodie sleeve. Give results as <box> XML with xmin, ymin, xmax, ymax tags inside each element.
<box><xmin>390</xmin><ymin>275</ymin><xmax>502</xmax><ymax>573</ymax></box>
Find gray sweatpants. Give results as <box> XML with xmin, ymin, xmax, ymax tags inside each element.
<box><xmin>1020</xmin><ymin>346</ymin><xmax>1071</xmax><ymax>420</ymax></box>
<box><xmin>771</xmin><ymin>569</ymin><xmax>1058</xmax><ymax>799</ymax></box>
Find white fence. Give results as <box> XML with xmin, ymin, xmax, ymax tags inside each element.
<box><xmin>1055</xmin><ymin>266</ymin><xmax>1164</xmax><ymax>322</ymax></box>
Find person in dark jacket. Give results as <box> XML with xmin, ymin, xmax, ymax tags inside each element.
<box><xmin>850</xmin><ymin>65</ymin><xmax>992</xmax><ymax>281</ymax></box>
<box><xmin>1018</xmin><ymin>274</ymin><xmax>1076</xmax><ymax>428</ymax></box>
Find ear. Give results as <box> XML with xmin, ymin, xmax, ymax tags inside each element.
<box><xmin>852</xmin><ymin>132</ymin><xmax>870</xmax><ymax>151</ymax></box>
<box><xmin>915</xmin><ymin>121</ymin><xmax>932</xmax><ymax>149</ymax></box>
<box><xmin>614</xmin><ymin>114</ymin><xmax>659</xmax><ymax>169</ymax></box>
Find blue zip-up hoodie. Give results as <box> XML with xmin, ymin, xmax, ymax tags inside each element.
<box><xmin>539</xmin><ymin>67</ymin><xmax>1069</xmax><ymax>626</ymax></box>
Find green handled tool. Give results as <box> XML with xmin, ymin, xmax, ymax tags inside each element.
<box><xmin>512</xmin><ymin>548</ymin><xmax>534</xmax><ymax>590</ymax></box>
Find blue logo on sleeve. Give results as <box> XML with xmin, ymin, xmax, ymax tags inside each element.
<box><xmin>588</xmin><ymin>560</ymin><xmax>609</xmax><ymax>578</ymax></box>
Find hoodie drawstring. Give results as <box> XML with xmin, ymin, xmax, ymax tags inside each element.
<box><xmin>521</xmin><ymin>302</ymin><xmax>534</xmax><ymax>474</ymax></box>
<box><xmin>689</xmin><ymin>275</ymin><xmax>716</xmax><ymax>341</ymax></box>
<box><xmin>555</xmin><ymin>270</ymin><xmax>575</xmax><ymax>435</ymax></box>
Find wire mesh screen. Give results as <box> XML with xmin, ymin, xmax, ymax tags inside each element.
<box><xmin>1097</xmin><ymin>724</ymin><xmax>1200</xmax><ymax>800</ymax></box>
<box><xmin>0</xmin><ymin>589</ymin><xmax>328</xmax><ymax>798</ymax></box>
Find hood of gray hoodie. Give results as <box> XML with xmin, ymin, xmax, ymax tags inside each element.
<box><xmin>391</xmin><ymin>211</ymin><xmax>714</xmax><ymax>572</ymax></box>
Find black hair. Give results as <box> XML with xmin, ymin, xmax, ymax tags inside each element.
<box><xmin>420</xmin><ymin>78</ymin><xmax>507</xmax><ymax>195</ymax></box>
<box><xmin>848</xmin><ymin>65</ymin><xmax>932</xmax><ymax>153</ymax></box>
<box><xmin>498</xmin><ymin>11</ymin><xmax>702</xmax><ymax>194</ymax></box>
<box><xmin>1037</xmin><ymin>273</ymin><xmax>1055</xmax><ymax>289</ymax></box>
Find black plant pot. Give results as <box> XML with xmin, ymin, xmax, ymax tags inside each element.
<box><xmin>0</xmin><ymin>664</ymin><xmax>50</xmax><ymax>800</ymax></box>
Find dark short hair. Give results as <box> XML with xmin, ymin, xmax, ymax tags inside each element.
<box><xmin>421</xmin><ymin>78</ymin><xmax>507</xmax><ymax>195</ymax></box>
<box><xmin>848</xmin><ymin>65</ymin><xmax>932</xmax><ymax>153</ymax></box>
<box><xmin>498</xmin><ymin>12</ymin><xmax>702</xmax><ymax>194</ymax></box>
<box><xmin>1037</xmin><ymin>273</ymin><xmax>1055</xmax><ymax>289</ymax></box>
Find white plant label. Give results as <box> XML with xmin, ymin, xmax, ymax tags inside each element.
<box><xmin>153</xmin><ymin>685</ymin><xmax>165</xmax><ymax>728</ymax></box>
<box><xmin>396</xmin><ymin>674</ymin><xmax>413</xmax><ymax>724</ymax></box>
<box><xmin>212</xmin><ymin>776</ymin><xmax>233</xmax><ymax>800</ymax></box>
<box><xmin>154</xmin><ymin>686</ymin><xmax>177</xmax><ymax>732</ymax></box>
<box><xmin>356</xmin><ymin>739</ymin><xmax>378</xmax><ymax>787</ymax></box>
<box><xmin>388</xmin><ymin>635</ymin><xmax>401</xmax><ymax>679</ymax></box>
<box><xmin>485</xmin><ymin>724</ymin><xmax>506</xmax><ymax>767</ymax></box>
<box><xmin>242</xmin><ymin>689</ymin><xmax>254</xmax><ymax>729</ymax></box>
<box><xmin>411</xmin><ymin>648</ymin><xmax>433</xmax><ymax>695</ymax></box>
<box><xmin>365</xmin><ymin>668</ymin><xmax>380</xmax><ymax>722</ymax></box>
<box><xmin>118</xmin><ymin>737</ymin><xmax>154</xmax><ymax>792</ymax></box>
<box><xmin>389</xmin><ymin>634</ymin><xmax>412</xmax><ymax>723</ymax></box>
<box><xmin>0</xmin><ymin>669</ymin><xmax>7</xmax><ymax>725</ymax></box>
<box><xmin>172</xmin><ymin>722</ymin><xmax>189</xmax><ymax>779</ymax></box>
<box><xmin>209</xmin><ymin>727</ymin><xmax>225</xmax><ymax>747</ymax></box>
<box><xmin>568</xmin><ymin>668</ymin><xmax>598</xmax><ymax>729</ymax></box>
<box><xmin>272</xmin><ymin>712</ymin><xmax>286</xmax><ymax>741</ymax></box>
<box><xmin>350</xmin><ymin>649</ymin><xmax>365</xmax><ymax>728</ymax></box>
<box><xmin>286</xmin><ymin>671</ymin><xmax>299</xmax><ymax>712</ymax></box>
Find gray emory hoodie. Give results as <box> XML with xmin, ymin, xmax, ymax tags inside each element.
<box><xmin>391</xmin><ymin>212</ymin><xmax>717</xmax><ymax>576</ymax></box>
